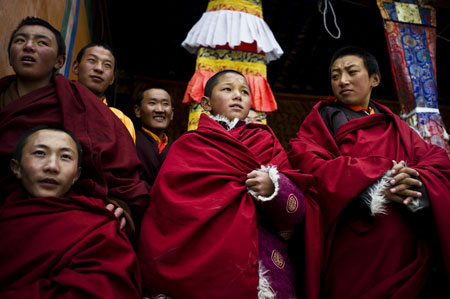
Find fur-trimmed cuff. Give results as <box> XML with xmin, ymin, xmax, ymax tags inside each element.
<box><xmin>258</xmin><ymin>261</ymin><xmax>276</xmax><ymax>299</ymax></box>
<box><xmin>363</xmin><ymin>171</ymin><xmax>391</xmax><ymax>216</ymax></box>
<box><xmin>248</xmin><ymin>165</ymin><xmax>280</xmax><ymax>202</ymax></box>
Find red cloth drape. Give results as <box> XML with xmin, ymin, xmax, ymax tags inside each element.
<box><xmin>138</xmin><ymin>114</ymin><xmax>321</xmax><ymax>298</ymax></box>
<box><xmin>289</xmin><ymin>99</ymin><xmax>450</xmax><ymax>297</ymax></box>
<box><xmin>0</xmin><ymin>190</ymin><xmax>141</xmax><ymax>298</ymax></box>
<box><xmin>0</xmin><ymin>75</ymin><xmax>149</xmax><ymax>217</ymax></box>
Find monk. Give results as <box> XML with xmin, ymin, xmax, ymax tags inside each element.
<box><xmin>288</xmin><ymin>46</ymin><xmax>450</xmax><ymax>298</ymax></box>
<box><xmin>134</xmin><ymin>85</ymin><xmax>174</xmax><ymax>189</ymax></box>
<box><xmin>0</xmin><ymin>126</ymin><xmax>141</xmax><ymax>298</ymax></box>
<box><xmin>0</xmin><ymin>17</ymin><xmax>149</xmax><ymax>231</ymax></box>
<box><xmin>137</xmin><ymin>70</ymin><xmax>321</xmax><ymax>298</ymax></box>
<box><xmin>72</xmin><ymin>42</ymin><xmax>136</xmax><ymax>142</ymax></box>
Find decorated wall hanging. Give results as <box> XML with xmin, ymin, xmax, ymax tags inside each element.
<box><xmin>377</xmin><ymin>0</ymin><xmax>450</xmax><ymax>153</ymax></box>
<box><xmin>181</xmin><ymin>0</ymin><xmax>283</xmax><ymax>130</ymax></box>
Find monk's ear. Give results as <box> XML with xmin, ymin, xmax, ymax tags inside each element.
<box><xmin>134</xmin><ymin>104</ymin><xmax>141</xmax><ymax>119</ymax></box>
<box><xmin>54</xmin><ymin>54</ymin><xmax>66</xmax><ymax>71</ymax></box>
<box><xmin>10</xmin><ymin>159</ymin><xmax>22</xmax><ymax>179</ymax></box>
<box><xmin>201</xmin><ymin>96</ymin><xmax>212</xmax><ymax>112</ymax></box>
<box><xmin>72</xmin><ymin>167</ymin><xmax>81</xmax><ymax>185</ymax></box>
<box><xmin>109</xmin><ymin>73</ymin><xmax>115</xmax><ymax>86</ymax></box>
<box><xmin>370</xmin><ymin>73</ymin><xmax>381</xmax><ymax>88</ymax></box>
<box><xmin>72</xmin><ymin>60</ymin><xmax>79</xmax><ymax>75</ymax></box>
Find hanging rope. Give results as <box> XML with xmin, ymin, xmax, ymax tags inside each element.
<box><xmin>319</xmin><ymin>0</ymin><xmax>341</xmax><ymax>39</ymax></box>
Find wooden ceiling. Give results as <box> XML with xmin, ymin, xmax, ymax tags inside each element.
<box><xmin>104</xmin><ymin>0</ymin><xmax>450</xmax><ymax>105</ymax></box>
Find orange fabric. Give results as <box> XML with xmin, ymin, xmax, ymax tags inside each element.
<box><xmin>101</xmin><ymin>97</ymin><xmax>136</xmax><ymax>143</ymax></box>
<box><xmin>182</xmin><ymin>69</ymin><xmax>277</xmax><ymax>112</ymax></box>
<box><xmin>330</xmin><ymin>96</ymin><xmax>374</xmax><ymax>115</ymax></box>
<box><xmin>141</xmin><ymin>127</ymin><xmax>168</xmax><ymax>154</ymax></box>
<box><xmin>346</xmin><ymin>105</ymin><xmax>374</xmax><ymax>115</ymax></box>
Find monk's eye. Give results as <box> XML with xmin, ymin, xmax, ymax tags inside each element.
<box><xmin>32</xmin><ymin>150</ymin><xmax>46</xmax><ymax>157</ymax></box>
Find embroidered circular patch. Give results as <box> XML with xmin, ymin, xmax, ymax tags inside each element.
<box><xmin>286</xmin><ymin>194</ymin><xmax>298</xmax><ymax>213</ymax></box>
<box><xmin>271</xmin><ymin>250</ymin><xmax>285</xmax><ymax>269</ymax></box>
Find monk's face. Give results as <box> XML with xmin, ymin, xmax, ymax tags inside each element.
<box><xmin>201</xmin><ymin>72</ymin><xmax>251</xmax><ymax>121</ymax></box>
<box><xmin>134</xmin><ymin>88</ymin><xmax>174</xmax><ymax>138</ymax></box>
<box><xmin>10</xmin><ymin>129</ymin><xmax>81</xmax><ymax>198</ymax></box>
<box><xmin>9</xmin><ymin>25</ymin><xmax>65</xmax><ymax>82</ymax></box>
<box><xmin>72</xmin><ymin>46</ymin><xmax>115</xmax><ymax>98</ymax></box>
<box><xmin>330</xmin><ymin>55</ymin><xmax>380</xmax><ymax>109</ymax></box>
<box><xmin>246</xmin><ymin>109</ymin><xmax>263</xmax><ymax>124</ymax></box>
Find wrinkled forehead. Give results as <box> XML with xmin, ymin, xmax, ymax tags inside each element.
<box><xmin>331</xmin><ymin>55</ymin><xmax>365</xmax><ymax>71</ymax></box>
<box><xmin>217</xmin><ymin>72</ymin><xmax>249</xmax><ymax>88</ymax></box>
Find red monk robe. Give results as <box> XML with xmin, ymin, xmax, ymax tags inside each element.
<box><xmin>0</xmin><ymin>189</ymin><xmax>141</xmax><ymax>298</ymax></box>
<box><xmin>288</xmin><ymin>99</ymin><xmax>450</xmax><ymax>298</ymax></box>
<box><xmin>0</xmin><ymin>75</ymin><xmax>149</xmax><ymax>219</ymax></box>
<box><xmin>137</xmin><ymin>114</ymin><xmax>322</xmax><ymax>299</ymax></box>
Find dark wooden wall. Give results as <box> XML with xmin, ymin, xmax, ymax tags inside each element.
<box><xmin>115</xmin><ymin>76</ymin><xmax>450</xmax><ymax>150</ymax></box>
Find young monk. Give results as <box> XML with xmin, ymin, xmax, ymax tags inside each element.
<box><xmin>0</xmin><ymin>17</ymin><xmax>148</xmax><ymax>232</ymax></box>
<box><xmin>137</xmin><ymin>70</ymin><xmax>321</xmax><ymax>298</ymax></box>
<box><xmin>289</xmin><ymin>46</ymin><xmax>450</xmax><ymax>297</ymax></box>
<box><xmin>72</xmin><ymin>42</ymin><xmax>136</xmax><ymax>142</ymax></box>
<box><xmin>246</xmin><ymin>108</ymin><xmax>264</xmax><ymax>124</ymax></box>
<box><xmin>0</xmin><ymin>126</ymin><xmax>141</xmax><ymax>298</ymax></box>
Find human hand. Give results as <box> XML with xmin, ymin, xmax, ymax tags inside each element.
<box><xmin>246</xmin><ymin>170</ymin><xmax>275</xmax><ymax>200</ymax></box>
<box><xmin>105</xmin><ymin>203</ymin><xmax>127</xmax><ymax>230</ymax></box>
<box><xmin>385</xmin><ymin>160</ymin><xmax>422</xmax><ymax>205</ymax></box>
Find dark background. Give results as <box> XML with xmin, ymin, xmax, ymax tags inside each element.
<box><xmin>102</xmin><ymin>0</ymin><xmax>450</xmax><ymax>104</ymax></box>
<box><xmin>90</xmin><ymin>0</ymin><xmax>450</xmax><ymax>146</ymax></box>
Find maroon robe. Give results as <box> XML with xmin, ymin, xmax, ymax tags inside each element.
<box><xmin>0</xmin><ymin>189</ymin><xmax>141</xmax><ymax>298</ymax></box>
<box><xmin>0</xmin><ymin>75</ymin><xmax>149</xmax><ymax>219</ymax></box>
<box><xmin>289</xmin><ymin>99</ymin><xmax>450</xmax><ymax>298</ymax></box>
<box><xmin>135</xmin><ymin>128</ymin><xmax>172</xmax><ymax>190</ymax></box>
<box><xmin>137</xmin><ymin>114</ymin><xmax>321</xmax><ymax>298</ymax></box>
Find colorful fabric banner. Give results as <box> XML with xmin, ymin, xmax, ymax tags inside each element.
<box><xmin>377</xmin><ymin>0</ymin><xmax>449</xmax><ymax>153</ymax></box>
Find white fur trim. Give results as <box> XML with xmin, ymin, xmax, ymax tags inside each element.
<box><xmin>363</xmin><ymin>171</ymin><xmax>392</xmax><ymax>216</ymax></box>
<box><xmin>258</xmin><ymin>262</ymin><xmax>276</xmax><ymax>299</ymax></box>
<box><xmin>408</xmin><ymin>198</ymin><xmax>424</xmax><ymax>212</ymax></box>
<box><xmin>248</xmin><ymin>165</ymin><xmax>280</xmax><ymax>202</ymax></box>
<box><xmin>443</xmin><ymin>127</ymin><xmax>450</xmax><ymax>141</ymax></box>
<box><xmin>422</xmin><ymin>124</ymin><xmax>432</xmax><ymax>138</ymax></box>
<box><xmin>209</xmin><ymin>114</ymin><xmax>240</xmax><ymax>131</ymax></box>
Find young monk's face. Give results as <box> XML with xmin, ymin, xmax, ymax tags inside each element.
<box><xmin>330</xmin><ymin>55</ymin><xmax>380</xmax><ymax>109</ymax></box>
<box><xmin>202</xmin><ymin>72</ymin><xmax>251</xmax><ymax>121</ymax></box>
<box><xmin>9</xmin><ymin>25</ymin><xmax>65</xmax><ymax>81</ymax></box>
<box><xmin>10</xmin><ymin>129</ymin><xmax>81</xmax><ymax>198</ymax></box>
<box><xmin>246</xmin><ymin>109</ymin><xmax>263</xmax><ymax>124</ymax></box>
<box><xmin>72</xmin><ymin>46</ymin><xmax>115</xmax><ymax>98</ymax></box>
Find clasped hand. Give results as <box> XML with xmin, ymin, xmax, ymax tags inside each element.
<box><xmin>246</xmin><ymin>170</ymin><xmax>275</xmax><ymax>201</ymax></box>
<box><xmin>384</xmin><ymin>160</ymin><xmax>422</xmax><ymax>206</ymax></box>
